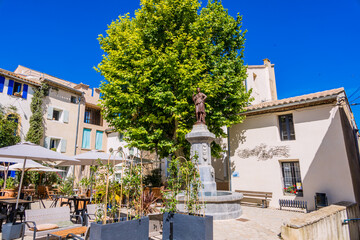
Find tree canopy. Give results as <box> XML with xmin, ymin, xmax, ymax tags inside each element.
<box><xmin>97</xmin><ymin>0</ymin><xmax>251</xmax><ymax>158</ymax></box>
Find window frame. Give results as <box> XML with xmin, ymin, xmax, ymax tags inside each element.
<box><xmin>49</xmin><ymin>138</ymin><xmax>61</xmax><ymax>151</ymax></box>
<box><xmin>278</xmin><ymin>114</ymin><xmax>296</xmax><ymax>141</ymax></box>
<box><xmin>280</xmin><ymin>160</ymin><xmax>303</xmax><ymax>196</ymax></box>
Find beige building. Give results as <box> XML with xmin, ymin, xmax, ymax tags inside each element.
<box><xmin>14</xmin><ymin>66</ymin><xmax>108</xmax><ymax>180</ymax></box>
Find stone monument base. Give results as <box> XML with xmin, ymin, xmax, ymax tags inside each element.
<box><xmin>177</xmin><ymin>191</ymin><xmax>243</xmax><ymax>220</ymax></box>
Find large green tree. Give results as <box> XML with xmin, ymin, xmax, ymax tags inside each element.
<box><xmin>97</xmin><ymin>0</ymin><xmax>251</xmax><ymax>158</ymax></box>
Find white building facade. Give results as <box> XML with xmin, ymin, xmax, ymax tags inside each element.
<box><xmin>226</xmin><ymin>59</ymin><xmax>360</xmax><ymax>210</ymax></box>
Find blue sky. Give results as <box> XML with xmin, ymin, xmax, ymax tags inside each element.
<box><xmin>1</xmin><ymin>0</ymin><xmax>359</xmax><ymax>122</ymax></box>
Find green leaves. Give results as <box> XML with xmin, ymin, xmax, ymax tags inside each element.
<box><xmin>26</xmin><ymin>82</ymin><xmax>49</xmax><ymax>145</ymax></box>
<box><xmin>98</xmin><ymin>0</ymin><xmax>250</xmax><ymax>158</ymax></box>
<box><xmin>0</xmin><ymin>105</ymin><xmax>20</xmax><ymax>148</ymax></box>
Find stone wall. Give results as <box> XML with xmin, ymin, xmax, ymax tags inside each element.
<box><xmin>281</xmin><ymin>202</ymin><xmax>360</xmax><ymax>240</ymax></box>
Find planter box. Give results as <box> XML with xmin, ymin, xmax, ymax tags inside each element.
<box><xmin>2</xmin><ymin>223</ymin><xmax>24</xmax><ymax>240</ymax></box>
<box><xmin>162</xmin><ymin>212</ymin><xmax>213</xmax><ymax>240</ymax></box>
<box><xmin>90</xmin><ymin>217</ymin><xmax>149</xmax><ymax>240</ymax></box>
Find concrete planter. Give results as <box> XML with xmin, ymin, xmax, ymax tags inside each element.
<box><xmin>2</xmin><ymin>223</ymin><xmax>24</xmax><ymax>240</ymax></box>
<box><xmin>89</xmin><ymin>217</ymin><xmax>149</xmax><ymax>240</ymax></box>
<box><xmin>162</xmin><ymin>212</ymin><xmax>213</xmax><ymax>240</ymax></box>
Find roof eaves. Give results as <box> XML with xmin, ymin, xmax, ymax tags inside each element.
<box><xmin>242</xmin><ymin>94</ymin><xmax>339</xmax><ymax>116</ymax></box>
<box><xmin>0</xmin><ymin>69</ymin><xmax>41</xmax><ymax>86</ymax></box>
<box><xmin>44</xmin><ymin>78</ymin><xmax>82</xmax><ymax>95</ymax></box>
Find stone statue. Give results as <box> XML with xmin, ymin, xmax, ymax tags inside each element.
<box><xmin>192</xmin><ymin>87</ymin><xmax>207</xmax><ymax>124</ymax></box>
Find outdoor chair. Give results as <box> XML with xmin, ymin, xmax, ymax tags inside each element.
<box><xmin>45</xmin><ymin>186</ymin><xmax>55</xmax><ymax>200</ymax></box>
<box><xmin>84</xmin><ymin>204</ymin><xmax>96</xmax><ymax>226</ymax></box>
<box><xmin>37</xmin><ymin>186</ymin><xmax>46</xmax><ymax>199</ymax></box>
<box><xmin>23</xmin><ymin>207</ymin><xmax>83</xmax><ymax>239</ymax></box>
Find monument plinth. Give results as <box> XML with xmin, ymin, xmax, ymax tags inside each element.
<box><xmin>185</xmin><ymin>123</ymin><xmax>217</xmax><ymax>195</ymax></box>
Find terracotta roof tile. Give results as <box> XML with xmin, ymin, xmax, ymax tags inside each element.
<box><xmin>246</xmin><ymin>88</ymin><xmax>344</xmax><ymax>112</ymax></box>
<box><xmin>0</xmin><ymin>68</ymin><xmax>41</xmax><ymax>86</ymax></box>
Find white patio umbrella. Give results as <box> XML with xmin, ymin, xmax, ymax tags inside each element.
<box><xmin>8</xmin><ymin>160</ymin><xmax>64</xmax><ymax>172</ymax></box>
<box><xmin>0</xmin><ymin>142</ymin><xmax>78</xmax><ymax>209</ymax></box>
<box><xmin>57</xmin><ymin>150</ymin><xmax>132</xmax><ymax>166</ymax></box>
<box><xmin>57</xmin><ymin>150</ymin><xmax>132</xmax><ymax>202</ymax></box>
<box><xmin>0</xmin><ymin>157</ymin><xmax>27</xmax><ymax>195</ymax></box>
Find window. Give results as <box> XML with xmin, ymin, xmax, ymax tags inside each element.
<box><xmin>84</xmin><ymin>107</ymin><xmax>102</xmax><ymax>126</ymax></box>
<box><xmin>281</xmin><ymin>161</ymin><xmax>303</xmax><ymax>196</ymax></box>
<box><xmin>6</xmin><ymin>80</ymin><xmax>29</xmax><ymax>99</ymax></box>
<box><xmin>71</xmin><ymin>96</ymin><xmax>77</xmax><ymax>104</ymax></box>
<box><xmin>13</xmin><ymin>82</ymin><xmax>22</xmax><ymax>95</ymax></box>
<box><xmin>53</xmin><ymin>109</ymin><xmax>61</xmax><ymax>121</ymax></box>
<box><xmin>82</xmin><ymin>128</ymin><xmax>91</xmax><ymax>149</ymax></box>
<box><xmin>279</xmin><ymin>114</ymin><xmax>295</xmax><ymax>141</ymax></box>
<box><xmin>95</xmin><ymin>131</ymin><xmax>103</xmax><ymax>150</ymax></box>
<box><xmin>50</xmin><ymin>138</ymin><xmax>60</xmax><ymax>151</ymax></box>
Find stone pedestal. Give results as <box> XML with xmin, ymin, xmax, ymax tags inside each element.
<box><xmin>182</xmin><ymin>123</ymin><xmax>243</xmax><ymax>220</ymax></box>
<box><xmin>185</xmin><ymin>124</ymin><xmax>216</xmax><ymax>195</ymax></box>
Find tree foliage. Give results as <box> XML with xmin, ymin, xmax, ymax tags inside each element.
<box><xmin>26</xmin><ymin>82</ymin><xmax>49</xmax><ymax>144</ymax></box>
<box><xmin>0</xmin><ymin>105</ymin><xmax>20</xmax><ymax>148</ymax></box>
<box><xmin>97</xmin><ymin>0</ymin><xmax>251</xmax><ymax>158</ymax></box>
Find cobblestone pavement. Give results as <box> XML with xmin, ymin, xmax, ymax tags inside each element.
<box><xmin>2</xmin><ymin>202</ymin><xmax>304</xmax><ymax>239</ymax></box>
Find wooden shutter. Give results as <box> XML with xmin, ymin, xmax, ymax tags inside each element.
<box><xmin>44</xmin><ymin>137</ymin><xmax>50</xmax><ymax>149</ymax></box>
<box><xmin>47</xmin><ymin>107</ymin><xmax>53</xmax><ymax>120</ymax></box>
<box><xmin>22</xmin><ymin>84</ymin><xmax>28</xmax><ymax>99</ymax></box>
<box><xmin>60</xmin><ymin>139</ymin><xmax>67</xmax><ymax>153</ymax></box>
<box><xmin>63</xmin><ymin>110</ymin><xmax>69</xmax><ymax>123</ymax></box>
<box><xmin>0</xmin><ymin>76</ymin><xmax>4</xmax><ymax>92</ymax></box>
<box><xmin>7</xmin><ymin>80</ymin><xmax>14</xmax><ymax>95</ymax></box>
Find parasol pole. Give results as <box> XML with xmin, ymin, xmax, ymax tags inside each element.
<box><xmin>103</xmin><ymin>153</ymin><xmax>112</xmax><ymax>224</ymax></box>
<box><xmin>2</xmin><ymin>163</ymin><xmax>9</xmax><ymax>196</ymax></box>
<box><xmin>15</xmin><ymin>157</ymin><xmax>27</xmax><ymax>209</ymax></box>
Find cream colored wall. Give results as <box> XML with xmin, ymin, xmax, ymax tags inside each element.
<box><xmin>0</xmin><ymin>77</ymin><xmax>36</xmax><ymax>141</ymax></box>
<box><xmin>43</xmin><ymin>88</ymin><xmax>81</xmax><ymax>156</ymax></box>
<box><xmin>246</xmin><ymin>60</ymin><xmax>277</xmax><ymax>104</ymax></box>
<box><xmin>230</xmin><ymin>104</ymin><xmax>356</xmax><ymax>210</ymax></box>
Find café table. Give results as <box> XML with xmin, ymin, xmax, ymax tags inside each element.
<box><xmin>65</xmin><ymin>197</ymin><xmax>91</xmax><ymax>221</ymax></box>
<box><xmin>0</xmin><ymin>199</ymin><xmax>34</xmax><ymax>222</ymax></box>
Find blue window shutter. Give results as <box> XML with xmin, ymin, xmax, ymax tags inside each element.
<box><xmin>95</xmin><ymin>131</ymin><xmax>103</xmax><ymax>150</ymax></box>
<box><xmin>82</xmin><ymin>129</ymin><xmax>91</xmax><ymax>149</ymax></box>
<box><xmin>7</xmin><ymin>80</ymin><xmax>14</xmax><ymax>95</ymax></box>
<box><xmin>22</xmin><ymin>84</ymin><xmax>28</xmax><ymax>99</ymax></box>
<box><xmin>0</xmin><ymin>76</ymin><xmax>4</xmax><ymax>92</ymax></box>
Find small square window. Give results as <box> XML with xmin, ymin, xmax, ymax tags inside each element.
<box><xmin>71</xmin><ymin>96</ymin><xmax>77</xmax><ymax>104</ymax></box>
<box><xmin>53</xmin><ymin>110</ymin><xmax>61</xmax><ymax>121</ymax></box>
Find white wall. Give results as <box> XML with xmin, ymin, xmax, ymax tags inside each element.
<box><xmin>0</xmin><ymin>77</ymin><xmax>35</xmax><ymax>141</ymax></box>
<box><xmin>230</xmin><ymin>104</ymin><xmax>355</xmax><ymax>210</ymax></box>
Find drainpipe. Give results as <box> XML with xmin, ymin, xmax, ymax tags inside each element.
<box><xmin>227</xmin><ymin>127</ymin><xmax>232</xmax><ymax>191</ymax></box>
<box><xmin>73</xmin><ymin>93</ymin><xmax>83</xmax><ymax>180</ymax></box>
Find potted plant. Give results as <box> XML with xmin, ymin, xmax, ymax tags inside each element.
<box><xmin>79</xmin><ymin>176</ymin><xmax>91</xmax><ymax>196</ymax></box>
<box><xmin>89</xmin><ymin>151</ymin><xmax>149</xmax><ymax>240</ymax></box>
<box><xmin>13</xmin><ymin>92</ymin><xmax>22</xmax><ymax>97</ymax></box>
<box><xmin>162</xmin><ymin>156</ymin><xmax>213</xmax><ymax>240</ymax></box>
<box><xmin>3</xmin><ymin>177</ymin><xmax>16</xmax><ymax>197</ymax></box>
